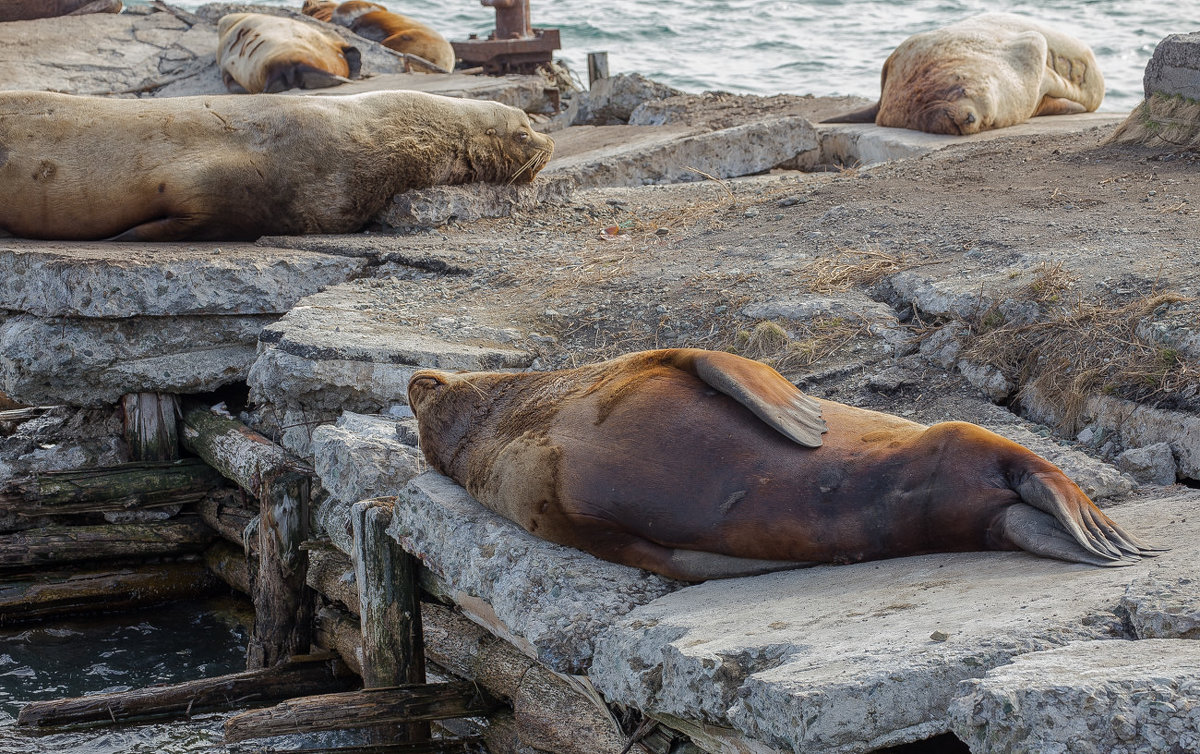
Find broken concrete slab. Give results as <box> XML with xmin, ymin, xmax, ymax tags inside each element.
<box><xmin>248</xmin><ymin>281</ymin><xmax>536</xmax><ymax>414</ymax></box>
<box><xmin>1143</xmin><ymin>32</ymin><xmax>1200</xmax><ymax>100</ymax></box>
<box><xmin>544</xmin><ymin>117</ymin><xmax>819</xmax><ymax>189</ymax></box>
<box><xmin>0</xmin><ymin>406</ymin><xmax>126</xmax><ymax>493</ymax></box>
<box><xmin>948</xmin><ymin>639</ymin><xmax>1200</xmax><ymax>754</ymax></box>
<box><xmin>580</xmin><ymin>73</ymin><xmax>683</xmax><ymax>124</ymax></box>
<box><xmin>377</xmin><ymin>179</ymin><xmax>575</xmax><ymax>229</ymax></box>
<box><xmin>309</xmin><ymin>411</ymin><xmax>423</xmax><ymax>554</ymax></box>
<box><xmin>387</xmin><ymin>472</ymin><xmax>680</xmax><ymax>674</ymax></box>
<box><xmin>1121</xmin><ymin>570</ymin><xmax>1200</xmax><ymax>640</ymax></box>
<box><xmin>1</xmin><ymin>312</ymin><xmax>272</xmax><ymax>406</ymax></box>
<box><xmin>587</xmin><ymin>491</ymin><xmax>1200</xmax><ymax>754</ymax></box>
<box><xmin>0</xmin><ymin>241</ymin><xmax>367</xmax><ymax>317</ymax></box>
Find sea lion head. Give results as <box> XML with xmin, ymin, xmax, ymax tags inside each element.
<box><xmin>407</xmin><ymin>368</ymin><xmax>502</xmax><ymax>476</ymax></box>
<box><xmin>461</xmin><ymin>101</ymin><xmax>555</xmax><ymax>184</ymax></box>
<box><xmin>883</xmin><ymin>65</ymin><xmax>996</xmax><ymax>136</ymax></box>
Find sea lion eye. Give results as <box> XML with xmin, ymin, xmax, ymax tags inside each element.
<box><xmin>516</xmin><ymin>130</ymin><xmax>529</xmax><ymax>142</ymax></box>
<box><xmin>485</xmin><ymin>127</ymin><xmax>496</xmax><ymax>136</ymax></box>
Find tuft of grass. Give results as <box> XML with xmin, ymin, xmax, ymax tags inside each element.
<box><xmin>730</xmin><ymin>316</ymin><xmax>870</xmax><ymax>375</ymax></box>
<box><xmin>1025</xmin><ymin>261</ymin><xmax>1078</xmax><ymax>304</ymax></box>
<box><xmin>800</xmin><ymin>247</ymin><xmax>905</xmax><ymax>293</ymax></box>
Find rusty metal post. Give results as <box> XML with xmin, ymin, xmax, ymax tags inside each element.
<box><xmin>481</xmin><ymin>0</ymin><xmax>531</xmax><ymax>39</ymax></box>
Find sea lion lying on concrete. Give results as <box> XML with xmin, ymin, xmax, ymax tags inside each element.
<box><xmin>0</xmin><ymin>90</ymin><xmax>553</xmax><ymax>241</ymax></box>
<box><xmin>0</xmin><ymin>0</ymin><xmax>120</xmax><ymax>22</ymax></box>
<box><xmin>825</xmin><ymin>13</ymin><xmax>1104</xmax><ymax>135</ymax></box>
<box><xmin>314</xmin><ymin>0</ymin><xmax>455</xmax><ymax>72</ymax></box>
<box><xmin>408</xmin><ymin>349</ymin><xmax>1162</xmax><ymax>582</ymax></box>
<box><xmin>218</xmin><ymin>12</ymin><xmax>361</xmax><ymax>94</ymax></box>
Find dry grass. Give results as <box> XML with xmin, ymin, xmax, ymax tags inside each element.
<box><xmin>1025</xmin><ymin>261</ymin><xmax>1079</xmax><ymax>304</ymax></box>
<box><xmin>961</xmin><ymin>291</ymin><xmax>1196</xmax><ymax>431</ymax></box>
<box><xmin>731</xmin><ymin>316</ymin><xmax>871</xmax><ymax>375</ymax></box>
<box><xmin>800</xmin><ymin>247</ymin><xmax>905</xmax><ymax>293</ymax></box>
<box><xmin>1106</xmin><ymin>94</ymin><xmax>1200</xmax><ymax>149</ymax></box>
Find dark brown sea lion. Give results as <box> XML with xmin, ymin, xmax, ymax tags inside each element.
<box><xmin>217</xmin><ymin>12</ymin><xmax>361</xmax><ymax>94</ymax></box>
<box><xmin>0</xmin><ymin>90</ymin><xmax>553</xmax><ymax>241</ymax></box>
<box><xmin>824</xmin><ymin>13</ymin><xmax>1104</xmax><ymax>135</ymax></box>
<box><xmin>408</xmin><ymin>349</ymin><xmax>1162</xmax><ymax>582</ymax></box>
<box><xmin>329</xmin><ymin>0</ymin><xmax>455</xmax><ymax>72</ymax></box>
<box><xmin>0</xmin><ymin>0</ymin><xmax>120</xmax><ymax>22</ymax></box>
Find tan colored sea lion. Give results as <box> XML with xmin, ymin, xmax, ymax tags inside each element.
<box><xmin>300</xmin><ymin>0</ymin><xmax>337</xmax><ymax>23</ymax></box>
<box><xmin>0</xmin><ymin>90</ymin><xmax>553</xmax><ymax>241</ymax></box>
<box><xmin>329</xmin><ymin>0</ymin><xmax>455</xmax><ymax>72</ymax></box>
<box><xmin>408</xmin><ymin>349</ymin><xmax>1162</xmax><ymax>582</ymax></box>
<box><xmin>824</xmin><ymin>13</ymin><xmax>1104</xmax><ymax>135</ymax></box>
<box><xmin>0</xmin><ymin>0</ymin><xmax>121</xmax><ymax>22</ymax></box>
<box><xmin>218</xmin><ymin>12</ymin><xmax>361</xmax><ymax>94</ymax></box>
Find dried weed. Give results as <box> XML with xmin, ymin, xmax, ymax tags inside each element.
<box><xmin>800</xmin><ymin>247</ymin><xmax>905</xmax><ymax>293</ymax></box>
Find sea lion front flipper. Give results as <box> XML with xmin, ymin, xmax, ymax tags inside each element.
<box><xmin>1034</xmin><ymin>95</ymin><xmax>1086</xmax><ymax>117</ymax></box>
<box><xmin>821</xmin><ymin>102</ymin><xmax>880</xmax><ymax>124</ymax></box>
<box><xmin>670</xmin><ymin>349</ymin><xmax>827</xmax><ymax>447</ymax></box>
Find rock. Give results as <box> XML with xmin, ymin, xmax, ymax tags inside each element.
<box><xmin>582</xmin><ymin>73</ymin><xmax>682</xmax><ymax>124</ymax></box>
<box><xmin>587</xmin><ymin>491</ymin><xmax>1200</xmax><ymax>753</ymax></box>
<box><xmin>948</xmin><ymin>639</ymin><xmax>1200</xmax><ymax>754</ymax></box>
<box><xmin>955</xmin><ymin>359</ymin><xmax>1012</xmax><ymax>403</ymax></box>
<box><xmin>378</xmin><ymin>180</ymin><xmax>575</xmax><ymax>229</ymax></box>
<box><xmin>388</xmin><ymin>472</ymin><xmax>680</xmax><ymax>674</ymax></box>
<box><xmin>1</xmin><ymin>313</ymin><xmax>272</xmax><ymax>407</ymax></box>
<box><xmin>919</xmin><ymin>322</ymin><xmax>967</xmax><ymax>369</ymax></box>
<box><xmin>1117</xmin><ymin>443</ymin><xmax>1179</xmax><ymax>486</ymax></box>
<box><xmin>1121</xmin><ymin>571</ymin><xmax>1200</xmax><ymax>640</ymax></box>
<box><xmin>1143</xmin><ymin>32</ymin><xmax>1200</xmax><ymax>100</ymax></box>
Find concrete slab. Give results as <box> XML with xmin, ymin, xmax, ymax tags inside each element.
<box><xmin>248</xmin><ymin>280</ymin><xmax>535</xmax><ymax>414</ymax></box>
<box><xmin>387</xmin><ymin>472</ymin><xmax>680</xmax><ymax>675</ymax></box>
<box><xmin>587</xmin><ymin>491</ymin><xmax>1200</xmax><ymax>753</ymax></box>
<box><xmin>816</xmin><ymin>113</ymin><xmax>1124</xmax><ymax>168</ymax></box>
<box><xmin>0</xmin><ymin>312</ymin><xmax>272</xmax><ymax>406</ymax></box>
<box><xmin>0</xmin><ymin>241</ymin><xmax>367</xmax><ymax>317</ymax></box>
<box><xmin>377</xmin><ymin>179</ymin><xmax>575</xmax><ymax>230</ymax></box>
<box><xmin>1144</xmin><ymin>32</ymin><xmax>1200</xmax><ymax>100</ymax></box>
<box><xmin>949</xmin><ymin>639</ymin><xmax>1200</xmax><ymax>754</ymax></box>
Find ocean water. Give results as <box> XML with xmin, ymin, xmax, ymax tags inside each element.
<box><xmin>167</xmin><ymin>0</ymin><xmax>1200</xmax><ymax>113</ymax></box>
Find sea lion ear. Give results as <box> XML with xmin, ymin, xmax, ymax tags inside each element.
<box><xmin>669</xmin><ymin>349</ymin><xmax>827</xmax><ymax>447</ymax></box>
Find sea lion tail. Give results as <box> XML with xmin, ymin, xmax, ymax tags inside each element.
<box><xmin>1004</xmin><ymin>470</ymin><xmax>1168</xmax><ymax>566</ymax></box>
<box><xmin>821</xmin><ymin>102</ymin><xmax>880</xmax><ymax>124</ymax></box>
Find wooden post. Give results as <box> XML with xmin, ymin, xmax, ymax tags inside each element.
<box><xmin>353</xmin><ymin>498</ymin><xmax>428</xmax><ymax>741</ymax></box>
<box><xmin>122</xmin><ymin>392</ymin><xmax>180</xmax><ymax>461</ymax></box>
<box><xmin>587</xmin><ymin>51</ymin><xmax>609</xmax><ymax>88</ymax></box>
<box><xmin>181</xmin><ymin>404</ymin><xmax>314</xmax><ymax>670</ymax></box>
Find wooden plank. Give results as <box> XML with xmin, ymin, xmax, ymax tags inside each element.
<box><xmin>17</xmin><ymin>654</ymin><xmax>355</xmax><ymax>727</ymax></box>
<box><xmin>0</xmin><ymin>518</ymin><xmax>214</xmax><ymax>570</ymax></box>
<box><xmin>205</xmin><ymin>541</ymin><xmax>251</xmax><ymax>595</ymax></box>
<box><xmin>236</xmin><ymin>739</ymin><xmax>486</xmax><ymax>754</ymax></box>
<box><xmin>0</xmin><ymin>459</ymin><xmax>226</xmax><ymax>516</ymax></box>
<box><xmin>197</xmin><ymin>491</ymin><xmax>255</xmax><ymax>547</ymax></box>
<box><xmin>223</xmin><ymin>682</ymin><xmax>498</xmax><ymax>744</ymax></box>
<box><xmin>0</xmin><ymin>563</ymin><xmax>219</xmax><ymax>624</ymax></box>
<box><xmin>122</xmin><ymin>392</ymin><xmax>180</xmax><ymax>462</ymax></box>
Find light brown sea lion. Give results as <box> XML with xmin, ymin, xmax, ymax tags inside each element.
<box><xmin>408</xmin><ymin>349</ymin><xmax>1163</xmax><ymax>582</ymax></box>
<box><xmin>329</xmin><ymin>0</ymin><xmax>455</xmax><ymax>72</ymax></box>
<box><xmin>0</xmin><ymin>90</ymin><xmax>553</xmax><ymax>241</ymax></box>
<box><xmin>300</xmin><ymin>0</ymin><xmax>337</xmax><ymax>23</ymax></box>
<box><xmin>217</xmin><ymin>12</ymin><xmax>361</xmax><ymax>94</ymax></box>
<box><xmin>0</xmin><ymin>0</ymin><xmax>120</xmax><ymax>22</ymax></box>
<box><xmin>824</xmin><ymin>13</ymin><xmax>1104</xmax><ymax>135</ymax></box>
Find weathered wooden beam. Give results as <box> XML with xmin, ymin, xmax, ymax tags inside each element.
<box><xmin>122</xmin><ymin>392</ymin><xmax>181</xmax><ymax>462</ymax></box>
<box><xmin>205</xmin><ymin>541</ymin><xmax>251</xmax><ymax>595</ymax></box>
<box><xmin>223</xmin><ymin>682</ymin><xmax>498</xmax><ymax>744</ymax></box>
<box><xmin>0</xmin><ymin>459</ymin><xmax>226</xmax><ymax>516</ymax></box>
<box><xmin>0</xmin><ymin>563</ymin><xmax>220</xmax><ymax>625</ymax></box>
<box><xmin>236</xmin><ymin>740</ymin><xmax>487</xmax><ymax>754</ymax></box>
<box><xmin>0</xmin><ymin>518</ymin><xmax>214</xmax><ymax>570</ymax></box>
<box><xmin>182</xmin><ymin>403</ymin><xmax>314</xmax><ymax>670</ymax></box>
<box><xmin>197</xmin><ymin>491</ymin><xmax>256</xmax><ymax>547</ymax></box>
<box><xmin>17</xmin><ymin>654</ymin><xmax>355</xmax><ymax>728</ymax></box>
<box><xmin>315</xmin><ymin>605</ymin><xmax>365</xmax><ymax>677</ymax></box>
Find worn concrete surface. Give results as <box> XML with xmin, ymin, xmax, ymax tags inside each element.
<box><xmin>388</xmin><ymin>472</ymin><xmax>680</xmax><ymax>674</ymax></box>
<box><xmin>949</xmin><ymin>639</ymin><xmax>1200</xmax><ymax>754</ymax></box>
<box><xmin>378</xmin><ymin>180</ymin><xmax>576</xmax><ymax>229</ymax></box>
<box><xmin>1143</xmin><ymin>32</ymin><xmax>1200</xmax><ymax>100</ymax></box>
<box><xmin>587</xmin><ymin>491</ymin><xmax>1200</xmax><ymax>754</ymax></box>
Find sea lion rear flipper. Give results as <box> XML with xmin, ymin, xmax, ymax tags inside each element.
<box><xmin>821</xmin><ymin>102</ymin><xmax>880</xmax><ymax>124</ymax></box>
<box><xmin>615</xmin><ymin>537</ymin><xmax>815</xmax><ymax>582</ymax></box>
<box><xmin>670</xmin><ymin>349</ymin><xmax>827</xmax><ymax>447</ymax></box>
<box><xmin>1034</xmin><ymin>95</ymin><xmax>1086</xmax><ymax>117</ymax></box>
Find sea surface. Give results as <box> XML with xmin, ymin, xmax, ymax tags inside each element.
<box><xmin>163</xmin><ymin>0</ymin><xmax>1200</xmax><ymax>113</ymax></box>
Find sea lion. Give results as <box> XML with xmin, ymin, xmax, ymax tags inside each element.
<box><xmin>0</xmin><ymin>90</ymin><xmax>553</xmax><ymax>241</ymax></box>
<box><xmin>329</xmin><ymin>1</ymin><xmax>455</xmax><ymax>72</ymax></box>
<box><xmin>824</xmin><ymin>13</ymin><xmax>1104</xmax><ymax>135</ymax></box>
<box><xmin>0</xmin><ymin>0</ymin><xmax>121</xmax><ymax>22</ymax></box>
<box><xmin>218</xmin><ymin>12</ymin><xmax>361</xmax><ymax>94</ymax></box>
<box><xmin>408</xmin><ymin>349</ymin><xmax>1162</xmax><ymax>582</ymax></box>
<box><xmin>300</xmin><ymin>0</ymin><xmax>337</xmax><ymax>23</ymax></box>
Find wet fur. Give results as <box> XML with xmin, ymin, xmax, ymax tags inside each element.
<box><xmin>0</xmin><ymin>90</ymin><xmax>553</xmax><ymax>241</ymax></box>
<box><xmin>408</xmin><ymin>349</ymin><xmax>1161</xmax><ymax>582</ymax></box>
<box><xmin>823</xmin><ymin>13</ymin><xmax>1103</xmax><ymax>135</ymax></box>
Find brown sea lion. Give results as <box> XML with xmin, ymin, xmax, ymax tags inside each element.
<box><xmin>329</xmin><ymin>0</ymin><xmax>455</xmax><ymax>72</ymax></box>
<box><xmin>300</xmin><ymin>0</ymin><xmax>337</xmax><ymax>23</ymax></box>
<box><xmin>408</xmin><ymin>349</ymin><xmax>1163</xmax><ymax>582</ymax></box>
<box><xmin>0</xmin><ymin>0</ymin><xmax>120</xmax><ymax>22</ymax></box>
<box><xmin>218</xmin><ymin>12</ymin><xmax>361</xmax><ymax>94</ymax></box>
<box><xmin>824</xmin><ymin>13</ymin><xmax>1104</xmax><ymax>135</ymax></box>
<box><xmin>0</xmin><ymin>90</ymin><xmax>553</xmax><ymax>241</ymax></box>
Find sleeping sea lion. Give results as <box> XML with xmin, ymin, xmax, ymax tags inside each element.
<box><xmin>300</xmin><ymin>0</ymin><xmax>337</xmax><ymax>23</ymax></box>
<box><xmin>329</xmin><ymin>0</ymin><xmax>455</xmax><ymax>72</ymax></box>
<box><xmin>0</xmin><ymin>89</ymin><xmax>553</xmax><ymax>241</ymax></box>
<box><xmin>0</xmin><ymin>0</ymin><xmax>121</xmax><ymax>22</ymax></box>
<box><xmin>408</xmin><ymin>349</ymin><xmax>1162</xmax><ymax>582</ymax></box>
<box><xmin>825</xmin><ymin>13</ymin><xmax>1104</xmax><ymax>135</ymax></box>
<box><xmin>217</xmin><ymin>12</ymin><xmax>361</xmax><ymax>94</ymax></box>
